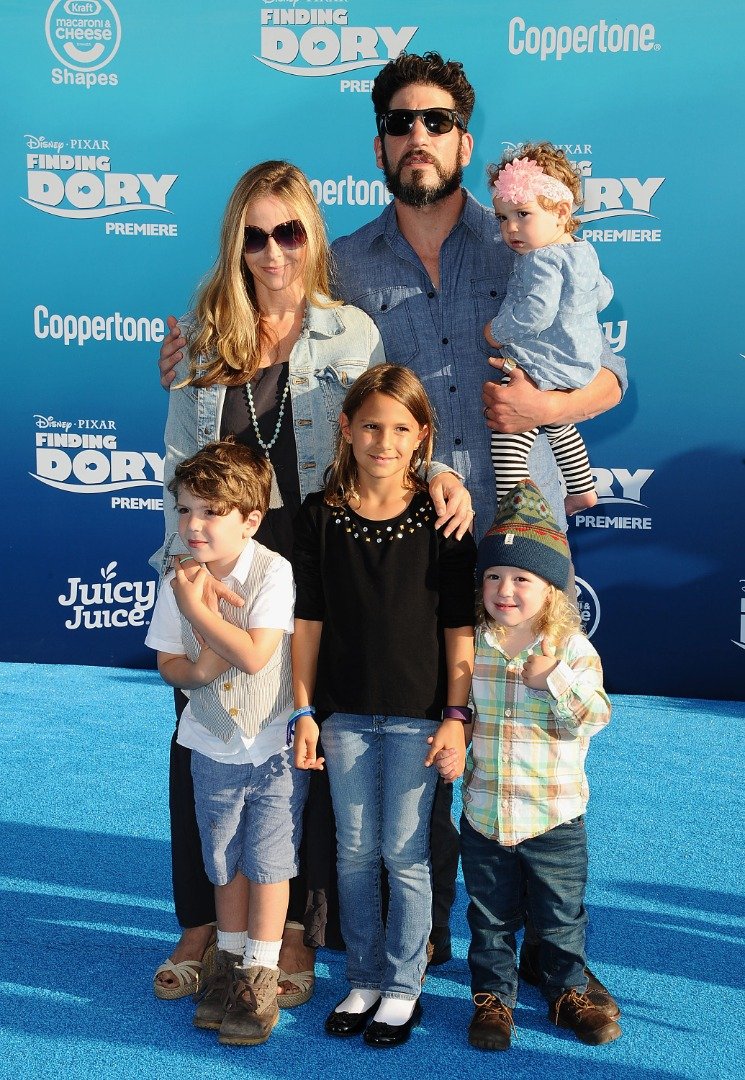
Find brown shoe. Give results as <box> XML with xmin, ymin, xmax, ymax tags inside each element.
<box><xmin>193</xmin><ymin>949</ymin><xmax>242</xmax><ymax>1030</ymax></box>
<box><xmin>550</xmin><ymin>988</ymin><xmax>622</xmax><ymax>1045</ymax></box>
<box><xmin>218</xmin><ymin>965</ymin><xmax>280</xmax><ymax>1046</ymax></box>
<box><xmin>519</xmin><ymin>943</ymin><xmax>621</xmax><ymax>1021</ymax></box>
<box><xmin>583</xmin><ymin>968</ymin><xmax>621</xmax><ymax>1020</ymax></box>
<box><xmin>468</xmin><ymin>993</ymin><xmax>515</xmax><ymax>1051</ymax></box>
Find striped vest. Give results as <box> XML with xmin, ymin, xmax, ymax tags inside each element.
<box><xmin>180</xmin><ymin>542</ymin><xmax>292</xmax><ymax>743</ymax></box>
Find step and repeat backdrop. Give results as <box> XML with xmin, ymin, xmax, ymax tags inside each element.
<box><xmin>4</xmin><ymin>1</ymin><xmax>742</xmax><ymax>697</ymax></box>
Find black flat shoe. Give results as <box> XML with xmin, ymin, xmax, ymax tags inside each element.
<box><xmin>324</xmin><ymin>998</ymin><xmax>381</xmax><ymax>1037</ymax></box>
<box><xmin>363</xmin><ymin>999</ymin><xmax>422</xmax><ymax>1048</ymax></box>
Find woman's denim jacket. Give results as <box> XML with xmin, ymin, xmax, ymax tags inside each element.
<box><xmin>150</xmin><ymin>301</ymin><xmax>386</xmax><ymax>575</ymax></box>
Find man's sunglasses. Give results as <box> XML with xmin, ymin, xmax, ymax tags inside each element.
<box><xmin>243</xmin><ymin>220</ymin><xmax>307</xmax><ymax>254</ymax></box>
<box><xmin>377</xmin><ymin>108</ymin><xmax>466</xmax><ymax>138</ymax></box>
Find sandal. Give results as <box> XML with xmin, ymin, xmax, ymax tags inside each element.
<box><xmin>276</xmin><ymin>968</ymin><xmax>314</xmax><ymax>1009</ymax></box>
<box><xmin>153</xmin><ymin>940</ymin><xmax>217</xmax><ymax>1001</ymax></box>
<box><xmin>421</xmin><ymin>940</ymin><xmax>435</xmax><ymax>986</ymax></box>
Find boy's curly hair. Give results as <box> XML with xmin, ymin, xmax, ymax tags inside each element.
<box><xmin>168</xmin><ymin>438</ymin><xmax>272</xmax><ymax>519</ymax></box>
<box><xmin>487</xmin><ymin>141</ymin><xmax>583</xmax><ymax>234</ymax></box>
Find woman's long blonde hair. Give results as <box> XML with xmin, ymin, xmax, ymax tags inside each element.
<box><xmin>478</xmin><ymin>581</ymin><xmax>583</xmax><ymax>651</ymax></box>
<box><xmin>323</xmin><ymin>366</ymin><xmax>436</xmax><ymax>507</ymax></box>
<box><xmin>185</xmin><ymin>161</ymin><xmax>338</xmax><ymax>387</ymax></box>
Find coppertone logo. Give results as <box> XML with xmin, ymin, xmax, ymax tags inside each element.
<box><xmin>309</xmin><ymin>174</ymin><xmax>392</xmax><ymax>207</ymax></box>
<box><xmin>574</xmin><ymin>577</ymin><xmax>600</xmax><ymax>639</ymax></box>
<box><xmin>33</xmin><ymin>305</ymin><xmax>167</xmax><ymax>347</ymax></box>
<box><xmin>507</xmin><ymin>17</ymin><xmax>659</xmax><ymax>62</ymax></box>
<box><xmin>45</xmin><ymin>0</ymin><xmax>121</xmax><ymax>87</ymax></box>
<box><xmin>573</xmin><ymin>469</ymin><xmax>654</xmax><ymax>531</ymax></box>
<box><xmin>32</xmin><ymin>415</ymin><xmax>164</xmax><ymax>498</ymax></box>
<box><xmin>22</xmin><ymin>137</ymin><xmax>178</xmax><ymax>229</ymax></box>
<box><xmin>257</xmin><ymin>1</ymin><xmax>417</xmax><ymax>78</ymax></box>
<box><xmin>58</xmin><ymin>561</ymin><xmax>156</xmax><ymax>630</ymax></box>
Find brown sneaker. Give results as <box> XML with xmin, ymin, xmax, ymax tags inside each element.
<box><xmin>519</xmin><ymin>943</ymin><xmax>621</xmax><ymax>1021</ymax></box>
<box><xmin>193</xmin><ymin>949</ymin><xmax>242</xmax><ymax>1030</ymax></box>
<box><xmin>218</xmin><ymin>964</ymin><xmax>280</xmax><ymax>1046</ymax></box>
<box><xmin>550</xmin><ymin>988</ymin><xmax>622</xmax><ymax>1045</ymax></box>
<box><xmin>468</xmin><ymin>993</ymin><xmax>515</xmax><ymax>1051</ymax></box>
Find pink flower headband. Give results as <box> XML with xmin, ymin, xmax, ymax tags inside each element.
<box><xmin>491</xmin><ymin>157</ymin><xmax>577</xmax><ymax>209</ymax></box>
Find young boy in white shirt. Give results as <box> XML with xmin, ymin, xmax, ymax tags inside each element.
<box><xmin>146</xmin><ymin>439</ymin><xmax>307</xmax><ymax>1047</ymax></box>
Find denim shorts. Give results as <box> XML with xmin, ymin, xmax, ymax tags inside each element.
<box><xmin>191</xmin><ymin>747</ymin><xmax>309</xmax><ymax>886</ymax></box>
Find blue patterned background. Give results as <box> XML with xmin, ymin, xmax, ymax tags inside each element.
<box><xmin>3</xmin><ymin>1</ymin><xmax>743</xmax><ymax>697</ymax></box>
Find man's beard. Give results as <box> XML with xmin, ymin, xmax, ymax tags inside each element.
<box><xmin>381</xmin><ymin>144</ymin><xmax>463</xmax><ymax>208</ymax></box>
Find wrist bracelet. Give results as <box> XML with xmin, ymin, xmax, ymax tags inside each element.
<box><xmin>286</xmin><ymin>705</ymin><xmax>316</xmax><ymax>747</ymax></box>
<box><xmin>441</xmin><ymin>705</ymin><xmax>473</xmax><ymax>724</ymax></box>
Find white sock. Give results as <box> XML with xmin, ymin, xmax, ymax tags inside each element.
<box><xmin>373</xmin><ymin>997</ymin><xmax>417</xmax><ymax>1026</ymax></box>
<box><xmin>335</xmin><ymin>988</ymin><xmax>381</xmax><ymax>1015</ymax></box>
<box><xmin>243</xmin><ymin>937</ymin><xmax>282</xmax><ymax>971</ymax></box>
<box><xmin>217</xmin><ymin>929</ymin><xmax>247</xmax><ymax>956</ymax></box>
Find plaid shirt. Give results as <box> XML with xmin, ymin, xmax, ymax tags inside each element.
<box><xmin>463</xmin><ymin>626</ymin><xmax>611</xmax><ymax>846</ymax></box>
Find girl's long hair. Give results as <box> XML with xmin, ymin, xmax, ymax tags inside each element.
<box><xmin>323</xmin><ymin>365</ymin><xmax>436</xmax><ymax>507</ymax></box>
<box><xmin>184</xmin><ymin>160</ymin><xmax>338</xmax><ymax>388</ymax></box>
<box><xmin>477</xmin><ymin>580</ymin><xmax>583</xmax><ymax>651</ymax></box>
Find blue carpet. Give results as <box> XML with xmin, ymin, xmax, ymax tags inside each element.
<box><xmin>0</xmin><ymin>663</ymin><xmax>743</xmax><ymax>1079</ymax></box>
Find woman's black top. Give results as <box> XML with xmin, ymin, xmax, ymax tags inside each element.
<box><xmin>220</xmin><ymin>362</ymin><xmax>298</xmax><ymax>559</ymax></box>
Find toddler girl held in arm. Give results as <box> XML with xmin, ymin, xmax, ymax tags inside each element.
<box><xmin>485</xmin><ymin>142</ymin><xmax>614</xmax><ymax>516</ymax></box>
<box><xmin>438</xmin><ymin>479</ymin><xmax>619</xmax><ymax>1051</ymax></box>
<box><xmin>290</xmin><ymin>364</ymin><xmax>477</xmax><ymax>1048</ymax></box>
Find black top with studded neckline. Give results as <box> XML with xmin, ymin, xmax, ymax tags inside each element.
<box><xmin>292</xmin><ymin>489</ymin><xmax>476</xmax><ymax>720</ymax></box>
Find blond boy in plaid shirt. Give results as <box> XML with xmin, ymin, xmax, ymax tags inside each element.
<box><xmin>436</xmin><ymin>479</ymin><xmax>619</xmax><ymax>1051</ymax></box>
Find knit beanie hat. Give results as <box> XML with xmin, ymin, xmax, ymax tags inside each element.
<box><xmin>476</xmin><ymin>479</ymin><xmax>570</xmax><ymax>589</ymax></box>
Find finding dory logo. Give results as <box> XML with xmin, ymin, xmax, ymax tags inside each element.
<box><xmin>256</xmin><ymin>2</ymin><xmax>417</xmax><ymax>76</ymax></box>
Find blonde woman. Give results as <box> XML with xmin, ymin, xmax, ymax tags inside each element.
<box><xmin>151</xmin><ymin>161</ymin><xmax>472</xmax><ymax>1007</ymax></box>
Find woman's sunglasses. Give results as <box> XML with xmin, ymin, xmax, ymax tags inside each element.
<box><xmin>377</xmin><ymin>108</ymin><xmax>466</xmax><ymax>138</ymax></box>
<box><xmin>243</xmin><ymin>219</ymin><xmax>307</xmax><ymax>254</ymax></box>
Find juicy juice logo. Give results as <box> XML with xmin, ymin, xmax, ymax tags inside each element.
<box><xmin>58</xmin><ymin>561</ymin><xmax>156</xmax><ymax>629</ymax></box>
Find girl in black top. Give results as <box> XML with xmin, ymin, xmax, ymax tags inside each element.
<box><xmin>292</xmin><ymin>365</ymin><xmax>476</xmax><ymax>1046</ymax></box>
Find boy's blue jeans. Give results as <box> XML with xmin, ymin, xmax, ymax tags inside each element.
<box><xmin>323</xmin><ymin>712</ymin><xmax>439</xmax><ymax>999</ymax></box>
<box><xmin>460</xmin><ymin>813</ymin><xmax>590</xmax><ymax>1007</ymax></box>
